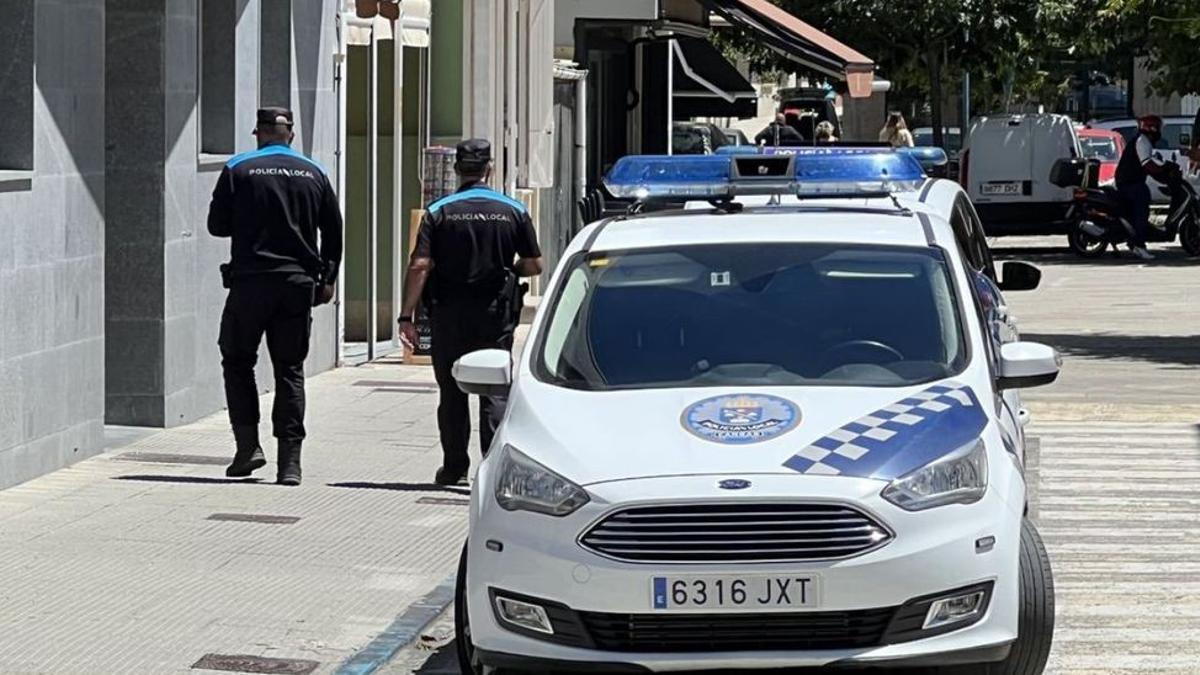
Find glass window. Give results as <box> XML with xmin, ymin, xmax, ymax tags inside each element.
<box><xmin>200</xmin><ymin>0</ymin><xmax>237</xmax><ymax>154</ymax></box>
<box><xmin>0</xmin><ymin>3</ymin><xmax>34</xmax><ymax>170</ymax></box>
<box><xmin>1080</xmin><ymin>136</ymin><xmax>1120</xmax><ymax>161</ymax></box>
<box><xmin>260</xmin><ymin>0</ymin><xmax>293</xmax><ymax>109</ymax></box>
<box><xmin>536</xmin><ymin>244</ymin><xmax>968</xmax><ymax>390</ymax></box>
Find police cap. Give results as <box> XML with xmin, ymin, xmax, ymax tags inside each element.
<box><xmin>455</xmin><ymin>138</ymin><xmax>492</xmax><ymax>173</ymax></box>
<box><xmin>256</xmin><ymin>107</ymin><xmax>294</xmax><ymax>128</ymax></box>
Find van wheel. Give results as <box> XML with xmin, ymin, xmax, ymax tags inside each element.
<box><xmin>941</xmin><ymin>519</ymin><xmax>1055</xmax><ymax>675</ymax></box>
<box><xmin>455</xmin><ymin>542</ymin><xmax>510</xmax><ymax>675</ymax></box>
<box><xmin>1067</xmin><ymin>229</ymin><xmax>1108</xmax><ymax>258</ymax></box>
<box><xmin>1179</xmin><ymin>218</ymin><xmax>1200</xmax><ymax>257</ymax></box>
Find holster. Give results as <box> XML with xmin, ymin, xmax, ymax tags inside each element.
<box><xmin>495</xmin><ymin>271</ymin><xmax>527</xmax><ymax>331</ymax></box>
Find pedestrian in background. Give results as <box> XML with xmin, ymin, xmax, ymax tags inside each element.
<box><xmin>755</xmin><ymin>113</ymin><xmax>802</xmax><ymax>146</ymax></box>
<box><xmin>207</xmin><ymin>108</ymin><xmax>343</xmax><ymax>486</ymax></box>
<box><xmin>815</xmin><ymin>120</ymin><xmax>838</xmax><ymax>143</ymax></box>
<box><xmin>399</xmin><ymin>139</ymin><xmax>543</xmax><ymax>486</ymax></box>
<box><xmin>879</xmin><ymin>111</ymin><xmax>915</xmax><ymax>148</ymax></box>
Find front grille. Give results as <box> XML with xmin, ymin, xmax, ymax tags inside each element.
<box><xmin>578</xmin><ymin>607</ymin><xmax>895</xmax><ymax>652</ymax></box>
<box><xmin>579</xmin><ymin>502</ymin><xmax>892</xmax><ymax>563</ymax></box>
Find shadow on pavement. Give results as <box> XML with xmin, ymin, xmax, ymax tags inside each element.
<box><xmin>113</xmin><ymin>475</ymin><xmax>264</xmax><ymax>485</ymax></box>
<box><xmin>328</xmin><ymin>481</ymin><xmax>471</xmax><ymax>496</ymax></box>
<box><xmin>992</xmin><ymin>244</ymin><xmax>1200</xmax><ymax>267</ymax></box>
<box><xmin>1023</xmin><ymin>332</ymin><xmax>1200</xmax><ymax>367</ymax></box>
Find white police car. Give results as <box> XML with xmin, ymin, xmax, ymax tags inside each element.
<box><xmin>452</xmin><ymin>148</ymin><xmax>1059</xmax><ymax>673</ymax></box>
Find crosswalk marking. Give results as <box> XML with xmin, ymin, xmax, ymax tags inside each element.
<box><xmin>1033</xmin><ymin>422</ymin><xmax>1200</xmax><ymax>674</ymax></box>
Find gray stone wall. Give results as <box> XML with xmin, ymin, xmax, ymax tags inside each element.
<box><xmin>107</xmin><ymin>0</ymin><xmax>342</xmax><ymax>429</ymax></box>
<box><xmin>0</xmin><ymin>0</ymin><xmax>106</xmax><ymax>489</ymax></box>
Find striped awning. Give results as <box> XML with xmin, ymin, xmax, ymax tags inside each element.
<box><xmin>705</xmin><ymin>0</ymin><xmax>875</xmax><ymax>98</ymax></box>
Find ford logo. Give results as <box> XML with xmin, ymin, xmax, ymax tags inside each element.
<box><xmin>718</xmin><ymin>479</ymin><xmax>752</xmax><ymax>490</ymax></box>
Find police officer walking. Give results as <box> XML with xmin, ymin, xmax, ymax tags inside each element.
<box><xmin>399</xmin><ymin>140</ymin><xmax>542</xmax><ymax>486</ymax></box>
<box><xmin>207</xmin><ymin>108</ymin><xmax>343</xmax><ymax>486</ymax></box>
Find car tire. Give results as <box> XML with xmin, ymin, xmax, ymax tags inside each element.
<box><xmin>941</xmin><ymin>518</ymin><xmax>1055</xmax><ymax>675</ymax></box>
<box><xmin>1067</xmin><ymin>228</ymin><xmax>1108</xmax><ymax>258</ymax></box>
<box><xmin>455</xmin><ymin>542</ymin><xmax>512</xmax><ymax>675</ymax></box>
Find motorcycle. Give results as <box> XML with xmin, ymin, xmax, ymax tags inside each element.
<box><xmin>1055</xmin><ymin>158</ymin><xmax>1200</xmax><ymax>258</ymax></box>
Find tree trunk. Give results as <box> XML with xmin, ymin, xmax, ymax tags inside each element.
<box><xmin>929</xmin><ymin>48</ymin><xmax>944</xmax><ymax>149</ymax></box>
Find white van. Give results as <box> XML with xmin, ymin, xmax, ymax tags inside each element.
<box><xmin>960</xmin><ymin>114</ymin><xmax>1083</xmax><ymax>234</ymax></box>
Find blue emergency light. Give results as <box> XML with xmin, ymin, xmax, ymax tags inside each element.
<box><xmin>603</xmin><ymin>146</ymin><xmax>945</xmax><ymax>200</ymax></box>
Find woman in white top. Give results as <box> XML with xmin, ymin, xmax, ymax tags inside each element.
<box><xmin>879</xmin><ymin>111</ymin><xmax>915</xmax><ymax>148</ymax></box>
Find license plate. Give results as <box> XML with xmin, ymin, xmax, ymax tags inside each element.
<box><xmin>981</xmin><ymin>181</ymin><xmax>1022</xmax><ymax>196</ymax></box>
<box><xmin>651</xmin><ymin>574</ymin><xmax>820</xmax><ymax>611</ymax></box>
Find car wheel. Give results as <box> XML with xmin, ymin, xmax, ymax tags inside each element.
<box><xmin>941</xmin><ymin>518</ymin><xmax>1055</xmax><ymax>675</ymax></box>
<box><xmin>1067</xmin><ymin>228</ymin><xmax>1108</xmax><ymax>258</ymax></box>
<box><xmin>1178</xmin><ymin>217</ymin><xmax>1200</xmax><ymax>257</ymax></box>
<box><xmin>455</xmin><ymin>542</ymin><xmax>509</xmax><ymax>675</ymax></box>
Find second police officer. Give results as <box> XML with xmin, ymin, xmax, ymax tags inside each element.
<box><xmin>399</xmin><ymin>139</ymin><xmax>543</xmax><ymax>486</ymax></box>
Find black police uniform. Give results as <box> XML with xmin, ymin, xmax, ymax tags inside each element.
<box><xmin>414</xmin><ymin>179</ymin><xmax>540</xmax><ymax>477</ymax></box>
<box><xmin>206</xmin><ymin>110</ymin><xmax>343</xmax><ymax>480</ymax></box>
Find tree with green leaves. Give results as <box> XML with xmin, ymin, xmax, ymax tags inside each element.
<box><xmin>720</xmin><ymin>1</ymin><xmax>1200</xmax><ymax>143</ymax></box>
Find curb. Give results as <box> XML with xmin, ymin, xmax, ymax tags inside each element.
<box><xmin>335</xmin><ymin>573</ymin><xmax>458</xmax><ymax>675</ymax></box>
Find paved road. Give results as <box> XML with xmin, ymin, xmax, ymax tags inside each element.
<box><xmin>391</xmin><ymin>237</ymin><xmax>1200</xmax><ymax>674</ymax></box>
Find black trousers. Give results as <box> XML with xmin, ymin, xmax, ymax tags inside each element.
<box><xmin>430</xmin><ymin>301</ymin><xmax>514</xmax><ymax>473</ymax></box>
<box><xmin>219</xmin><ymin>274</ymin><xmax>315</xmax><ymax>441</ymax></box>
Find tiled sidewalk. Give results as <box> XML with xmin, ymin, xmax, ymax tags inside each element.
<box><xmin>0</xmin><ymin>360</ymin><xmax>473</xmax><ymax>674</ymax></box>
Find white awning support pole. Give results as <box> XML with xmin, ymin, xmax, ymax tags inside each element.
<box><xmin>666</xmin><ymin>38</ymin><xmax>675</xmax><ymax>155</ymax></box>
<box><xmin>368</xmin><ymin>31</ymin><xmax>378</xmax><ymax>362</ymax></box>
<box><xmin>671</xmin><ymin>39</ymin><xmax>736</xmax><ymax>103</ymax></box>
<box><xmin>392</xmin><ymin>35</ymin><xmax>404</xmax><ymax>347</ymax></box>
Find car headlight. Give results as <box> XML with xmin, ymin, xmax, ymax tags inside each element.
<box><xmin>881</xmin><ymin>440</ymin><xmax>988</xmax><ymax>511</ymax></box>
<box><xmin>495</xmin><ymin>445</ymin><xmax>590</xmax><ymax>516</ymax></box>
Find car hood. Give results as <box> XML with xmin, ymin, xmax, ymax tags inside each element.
<box><xmin>503</xmin><ymin>378</ymin><xmax>990</xmax><ymax>486</ymax></box>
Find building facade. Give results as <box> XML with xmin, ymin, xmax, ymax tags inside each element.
<box><xmin>1</xmin><ymin>0</ymin><xmax>106</xmax><ymax>488</ymax></box>
<box><xmin>0</xmin><ymin>0</ymin><xmax>352</xmax><ymax>490</ymax></box>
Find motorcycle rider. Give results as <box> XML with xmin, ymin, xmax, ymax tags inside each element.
<box><xmin>1114</xmin><ymin>115</ymin><xmax>1169</xmax><ymax>260</ymax></box>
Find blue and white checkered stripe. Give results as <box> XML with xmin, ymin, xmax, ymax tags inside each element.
<box><xmin>782</xmin><ymin>382</ymin><xmax>985</xmax><ymax>479</ymax></box>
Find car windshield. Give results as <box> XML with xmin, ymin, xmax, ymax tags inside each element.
<box><xmin>1080</xmin><ymin>136</ymin><xmax>1119</xmax><ymax>161</ymax></box>
<box><xmin>536</xmin><ymin>243</ymin><xmax>967</xmax><ymax>390</ymax></box>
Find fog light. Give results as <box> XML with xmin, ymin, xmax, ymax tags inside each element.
<box><xmin>923</xmin><ymin>590</ymin><xmax>986</xmax><ymax>630</ymax></box>
<box><xmin>494</xmin><ymin>596</ymin><xmax>554</xmax><ymax>635</ymax></box>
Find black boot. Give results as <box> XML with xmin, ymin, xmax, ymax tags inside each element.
<box><xmin>226</xmin><ymin>425</ymin><xmax>266</xmax><ymax>477</ymax></box>
<box><xmin>277</xmin><ymin>440</ymin><xmax>303</xmax><ymax>486</ymax></box>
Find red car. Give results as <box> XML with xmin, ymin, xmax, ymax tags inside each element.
<box><xmin>1077</xmin><ymin>127</ymin><xmax>1125</xmax><ymax>185</ymax></box>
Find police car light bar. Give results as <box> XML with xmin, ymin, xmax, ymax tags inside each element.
<box><xmin>603</xmin><ymin>147</ymin><xmax>940</xmax><ymax>200</ymax></box>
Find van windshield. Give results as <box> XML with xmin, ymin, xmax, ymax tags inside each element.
<box><xmin>536</xmin><ymin>244</ymin><xmax>967</xmax><ymax>390</ymax></box>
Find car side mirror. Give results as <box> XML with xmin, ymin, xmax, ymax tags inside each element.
<box><xmin>997</xmin><ymin>260</ymin><xmax>1041</xmax><ymax>292</ymax></box>
<box><xmin>997</xmin><ymin>342</ymin><xmax>1061</xmax><ymax>390</ymax></box>
<box><xmin>453</xmin><ymin>349</ymin><xmax>512</xmax><ymax>396</ymax></box>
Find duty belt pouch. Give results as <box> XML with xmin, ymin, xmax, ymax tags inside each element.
<box><xmin>219</xmin><ymin>263</ymin><xmax>232</xmax><ymax>289</ymax></box>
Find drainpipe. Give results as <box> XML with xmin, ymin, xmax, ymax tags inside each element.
<box><xmin>576</xmin><ymin>73</ymin><xmax>587</xmax><ymax>205</ymax></box>
<box><xmin>505</xmin><ymin>0</ymin><xmax>519</xmax><ymax>194</ymax></box>
<box><xmin>336</xmin><ymin>11</ymin><xmax>348</xmax><ymax>366</ymax></box>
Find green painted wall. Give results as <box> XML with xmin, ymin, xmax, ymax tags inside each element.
<box><xmin>430</xmin><ymin>0</ymin><xmax>463</xmax><ymax>140</ymax></box>
<box><xmin>401</xmin><ymin>46</ymin><xmax>424</xmax><ymax>263</ymax></box>
<box><xmin>345</xmin><ymin>42</ymin><xmax>396</xmax><ymax>342</ymax></box>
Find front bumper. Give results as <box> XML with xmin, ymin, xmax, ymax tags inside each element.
<box><xmin>466</xmin><ymin>473</ymin><xmax>1023</xmax><ymax>671</ymax></box>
